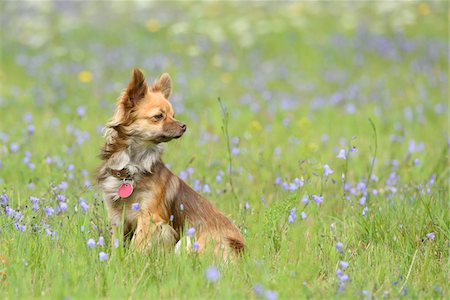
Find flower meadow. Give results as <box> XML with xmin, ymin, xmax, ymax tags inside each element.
<box><xmin>0</xmin><ymin>2</ymin><xmax>448</xmax><ymax>299</ymax></box>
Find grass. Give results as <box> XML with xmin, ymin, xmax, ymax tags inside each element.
<box><xmin>0</xmin><ymin>1</ymin><xmax>448</xmax><ymax>299</ymax></box>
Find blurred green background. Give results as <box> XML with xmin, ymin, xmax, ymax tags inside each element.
<box><xmin>0</xmin><ymin>1</ymin><xmax>448</xmax><ymax>299</ymax></box>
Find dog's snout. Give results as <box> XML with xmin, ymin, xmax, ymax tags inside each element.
<box><xmin>179</xmin><ymin>122</ymin><xmax>187</xmax><ymax>132</ymax></box>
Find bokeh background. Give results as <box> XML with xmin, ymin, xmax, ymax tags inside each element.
<box><xmin>0</xmin><ymin>1</ymin><xmax>448</xmax><ymax>299</ymax></box>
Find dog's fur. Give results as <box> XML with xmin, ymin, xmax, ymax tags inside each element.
<box><xmin>96</xmin><ymin>69</ymin><xmax>245</xmax><ymax>257</ymax></box>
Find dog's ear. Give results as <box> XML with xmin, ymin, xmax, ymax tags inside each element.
<box><xmin>125</xmin><ymin>68</ymin><xmax>148</xmax><ymax>105</ymax></box>
<box><xmin>158</xmin><ymin>73</ymin><xmax>172</xmax><ymax>99</ymax></box>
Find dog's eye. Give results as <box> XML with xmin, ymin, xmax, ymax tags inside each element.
<box><xmin>152</xmin><ymin>114</ymin><xmax>164</xmax><ymax>121</ymax></box>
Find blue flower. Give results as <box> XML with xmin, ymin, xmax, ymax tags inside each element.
<box><xmin>324</xmin><ymin>164</ymin><xmax>334</xmax><ymax>177</ymax></box>
<box><xmin>336</xmin><ymin>242</ymin><xmax>344</xmax><ymax>252</ymax></box>
<box><xmin>203</xmin><ymin>184</ymin><xmax>211</xmax><ymax>193</ymax></box>
<box><xmin>244</xmin><ymin>202</ymin><xmax>250</xmax><ymax>210</ymax></box>
<box><xmin>265</xmin><ymin>290</ymin><xmax>278</xmax><ymax>300</ymax></box>
<box><xmin>193</xmin><ymin>241</ymin><xmax>200</xmax><ymax>251</ymax></box>
<box><xmin>79</xmin><ymin>199</ymin><xmax>89</xmax><ymax>212</ymax></box>
<box><xmin>76</xmin><ymin>106</ymin><xmax>86</xmax><ymax>117</ymax></box>
<box><xmin>288</xmin><ymin>207</ymin><xmax>296</xmax><ymax>224</ymax></box>
<box><xmin>98</xmin><ymin>236</ymin><xmax>105</xmax><ymax>247</ymax></box>
<box><xmin>301</xmin><ymin>211</ymin><xmax>307</xmax><ymax>220</ymax></box>
<box><xmin>253</xmin><ymin>283</ymin><xmax>265</xmax><ymax>296</ymax></box>
<box><xmin>59</xmin><ymin>202</ymin><xmax>68</xmax><ymax>212</ymax></box>
<box><xmin>87</xmin><ymin>238</ymin><xmax>96</xmax><ymax>249</ymax></box>
<box><xmin>301</xmin><ymin>194</ymin><xmax>309</xmax><ymax>205</ymax></box>
<box><xmin>58</xmin><ymin>181</ymin><xmax>68</xmax><ymax>190</ymax></box>
<box><xmin>45</xmin><ymin>206</ymin><xmax>55</xmax><ymax>217</ymax></box>
<box><xmin>337</xmin><ymin>149</ymin><xmax>347</xmax><ymax>160</ymax></box>
<box><xmin>131</xmin><ymin>203</ymin><xmax>140</xmax><ymax>211</ymax></box>
<box><xmin>186</xmin><ymin>227</ymin><xmax>196</xmax><ymax>237</ymax></box>
<box><xmin>359</xmin><ymin>196</ymin><xmax>366</xmax><ymax>206</ymax></box>
<box><xmin>0</xmin><ymin>193</ymin><xmax>8</xmax><ymax>205</ymax></box>
<box><xmin>312</xmin><ymin>195</ymin><xmax>324</xmax><ymax>204</ymax></box>
<box><xmin>339</xmin><ymin>260</ymin><xmax>349</xmax><ymax>270</ymax></box>
<box><xmin>362</xmin><ymin>207</ymin><xmax>368</xmax><ymax>216</ymax></box>
<box><xmin>426</xmin><ymin>232</ymin><xmax>435</xmax><ymax>240</ymax></box>
<box><xmin>10</xmin><ymin>143</ymin><xmax>20</xmax><ymax>153</ymax></box>
<box><xmin>99</xmin><ymin>251</ymin><xmax>108</xmax><ymax>261</ymax></box>
<box><xmin>205</xmin><ymin>266</ymin><xmax>220</xmax><ymax>282</ymax></box>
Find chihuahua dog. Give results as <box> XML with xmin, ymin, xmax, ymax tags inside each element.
<box><xmin>96</xmin><ymin>69</ymin><xmax>245</xmax><ymax>258</ymax></box>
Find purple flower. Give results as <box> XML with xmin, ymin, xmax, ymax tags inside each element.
<box><xmin>99</xmin><ymin>252</ymin><xmax>108</xmax><ymax>261</ymax></box>
<box><xmin>312</xmin><ymin>195</ymin><xmax>324</xmax><ymax>204</ymax></box>
<box><xmin>426</xmin><ymin>232</ymin><xmax>435</xmax><ymax>240</ymax></box>
<box><xmin>45</xmin><ymin>206</ymin><xmax>55</xmax><ymax>217</ymax></box>
<box><xmin>231</xmin><ymin>147</ymin><xmax>240</xmax><ymax>156</ymax></box>
<box><xmin>1</xmin><ymin>193</ymin><xmax>9</xmax><ymax>205</ymax></box>
<box><xmin>187</xmin><ymin>227</ymin><xmax>196</xmax><ymax>237</ymax></box>
<box><xmin>350</xmin><ymin>146</ymin><xmax>358</xmax><ymax>153</ymax></box>
<box><xmin>114</xmin><ymin>238</ymin><xmax>119</xmax><ymax>249</ymax></box>
<box><xmin>59</xmin><ymin>202</ymin><xmax>68</xmax><ymax>212</ymax></box>
<box><xmin>288</xmin><ymin>207</ymin><xmax>296</xmax><ymax>224</ymax></box>
<box><xmin>131</xmin><ymin>203</ymin><xmax>140</xmax><ymax>211</ymax></box>
<box><xmin>23</xmin><ymin>112</ymin><xmax>33</xmax><ymax>123</ymax></box>
<box><xmin>87</xmin><ymin>238</ymin><xmax>96</xmax><ymax>249</ymax></box>
<box><xmin>5</xmin><ymin>206</ymin><xmax>14</xmax><ymax>217</ymax></box>
<box><xmin>340</xmin><ymin>274</ymin><xmax>349</xmax><ymax>283</ymax></box>
<box><xmin>324</xmin><ymin>164</ymin><xmax>334</xmax><ymax>177</ymax></box>
<box><xmin>56</xmin><ymin>194</ymin><xmax>66</xmax><ymax>202</ymax></box>
<box><xmin>265</xmin><ymin>290</ymin><xmax>278</xmax><ymax>300</ymax></box>
<box><xmin>10</xmin><ymin>143</ymin><xmax>20</xmax><ymax>153</ymax></box>
<box><xmin>205</xmin><ymin>266</ymin><xmax>220</xmax><ymax>282</ymax></box>
<box><xmin>180</xmin><ymin>203</ymin><xmax>184</xmax><ymax>211</ymax></box>
<box><xmin>293</xmin><ymin>177</ymin><xmax>304</xmax><ymax>187</ymax></box>
<box><xmin>58</xmin><ymin>181</ymin><xmax>68</xmax><ymax>190</ymax></box>
<box><xmin>79</xmin><ymin>199</ymin><xmax>89</xmax><ymax>212</ymax></box>
<box><xmin>301</xmin><ymin>211</ymin><xmax>307</xmax><ymax>220</ymax></box>
<box><xmin>98</xmin><ymin>236</ymin><xmax>105</xmax><ymax>247</ymax></box>
<box><xmin>253</xmin><ymin>283</ymin><xmax>265</xmax><ymax>296</ymax></box>
<box><xmin>244</xmin><ymin>202</ymin><xmax>250</xmax><ymax>210</ymax></box>
<box><xmin>274</xmin><ymin>177</ymin><xmax>282</xmax><ymax>185</ymax></box>
<box><xmin>203</xmin><ymin>184</ymin><xmax>211</xmax><ymax>193</ymax></box>
<box><xmin>336</xmin><ymin>268</ymin><xmax>344</xmax><ymax>277</ymax></box>
<box><xmin>76</xmin><ymin>106</ymin><xmax>86</xmax><ymax>117</ymax></box>
<box><xmin>337</xmin><ymin>149</ymin><xmax>347</xmax><ymax>160</ymax></box>
<box><xmin>301</xmin><ymin>194</ymin><xmax>309</xmax><ymax>205</ymax></box>
<box><xmin>193</xmin><ymin>241</ymin><xmax>200</xmax><ymax>251</ymax></box>
<box><xmin>27</xmin><ymin>125</ymin><xmax>35</xmax><ymax>135</ymax></box>
<box><xmin>29</xmin><ymin>196</ymin><xmax>39</xmax><ymax>210</ymax></box>
<box><xmin>359</xmin><ymin>196</ymin><xmax>366</xmax><ymax>206</ymax></box>
<box><xmin>362</xmin><ymin>207</ymin><xmax>368</xmax><ymax>216</ymax></box>
<box><xmin>336</xmin><ymin>242</ymin><xmax>344</xmax><ymax>252</ymax></box>
<box><xmin>339</xmin><ymin>260</ymin><xmax>349</xmax><ymax>270</ymax></box>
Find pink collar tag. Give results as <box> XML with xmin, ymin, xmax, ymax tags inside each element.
<box><xmin>118</xmin><ymin>182</ymin><xmax>133</xmax><ymax>198</ymax></box>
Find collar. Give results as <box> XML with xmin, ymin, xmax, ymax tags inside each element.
<box><xmin>108</xmin><ymin>168</ymin><xmax>132</xmax><ymax>180</ymax></box>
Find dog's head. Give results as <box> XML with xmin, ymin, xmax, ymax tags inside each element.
<box><xmin>110</xmin><ymin>69</ymin><xmax>186</xmax><ymax>144</ymax></box>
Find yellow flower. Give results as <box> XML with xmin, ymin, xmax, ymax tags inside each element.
<box><xmin>417</xmin><ymin>3</ymin><xmax>430</xmax><ymax>16</ymax></box>
<box><xmin>308</xmin><ymin>143</ymin><xmax>318</xmax><ymax>153</ymax></box>
<box><xmin>220</xmin><ymin>72</ymin><xmax>232</xmax><ymax>84</ymax></box>
<box><xmin>146</xmin><ymin>19</ymin><xmax>161</xmax><ymax>32</ymax></box>
<box><xmin>78</xmin><ymin>71</ymin><xmax>92</xmax><ymax>83</ymax></box>
<box><xmin>250</xmin><ymin>120</ymin><xmax>262</xmax><ymax>132</ymax></box>
<box><xmin>297</xmin><ymin>117</ymin><xmax>312</xmax><ymax>131</ymax></box>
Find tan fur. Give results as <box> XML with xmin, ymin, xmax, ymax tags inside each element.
<box><xmin>97</xmin><ymin>69</ymin><xmax>245</xmax><ymax>258</ymax></box>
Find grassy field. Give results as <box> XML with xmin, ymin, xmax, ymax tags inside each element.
<box><xmin>0</xmin><ymin>2</ymin><xmax>448</xmax><ymax>299</ymax></box>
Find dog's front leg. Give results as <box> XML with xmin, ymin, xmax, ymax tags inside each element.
<box><xmin>132</xmin><ymin>212</ymin><xmax>152</xmax><ymax>251</ymax></box>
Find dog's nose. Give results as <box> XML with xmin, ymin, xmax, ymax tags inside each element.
<box><xmin>178</xmin><ymin>122</ymin><xmax>187</xmax><ymax>132</ymax></box>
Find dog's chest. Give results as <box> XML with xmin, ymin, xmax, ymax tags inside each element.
<box><xmin>100</xmin><ymin>175</ymin><xmax>153</xmax><ymax>224</ymax></box>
